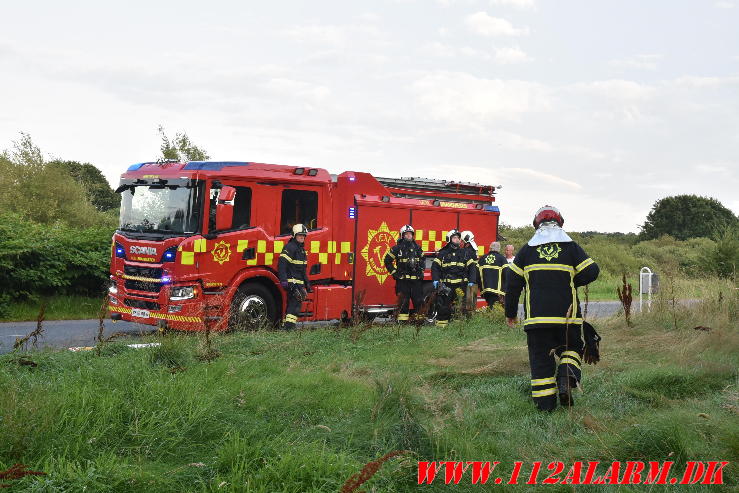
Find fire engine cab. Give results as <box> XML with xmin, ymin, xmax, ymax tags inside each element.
<box><xmin>108</xmin><ymin>160</ymin><xmax>500</xmax><ymax>331</ymax></box>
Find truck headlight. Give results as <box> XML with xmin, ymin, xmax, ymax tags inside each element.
<box><xmin>170</xmin><ymin>285</ymin><xmax>197</xmax><ymax>301</ymax></box>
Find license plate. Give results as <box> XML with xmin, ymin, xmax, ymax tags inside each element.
<box><xmin>131</xmin><ymin>308</ymin><xmax>150</xmax><ymax>319</ymax></box>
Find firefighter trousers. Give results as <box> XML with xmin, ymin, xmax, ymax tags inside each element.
<box><xmin>284</xmin><ymin>285</ymin><xmax>305</xmax><ymax>330</ymax></box>
<box><xmin>484</xmin><ymin>293</ymin><xmax>504</xmax><ymax>308</ymax></box>
<box><xmin>526</xmin><ymin>324</ymin><xmax>584</xmax><ymax>411</ymax></box>
<box><xmin>395</xmin><ymin>279</ymin><xmax>423</xmax><ymax>322</ymax></box>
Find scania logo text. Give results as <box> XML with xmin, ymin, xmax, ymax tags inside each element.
<box><xmin>130</xmin><ymin>246</ymin><xmax>157</xmax><ymax>256</ymax></box>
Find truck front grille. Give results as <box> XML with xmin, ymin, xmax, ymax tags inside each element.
<box><xmin>124</xmin><ymin>299</ymin><xmax>161</xmax><ymax>310</ymax></box>
<box><xmin>124</xmin><ymin>264</ymin><xmax>163</xmax><ymax>293</ymax></box>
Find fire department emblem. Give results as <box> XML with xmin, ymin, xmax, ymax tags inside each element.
<box><xmin>211</xmin><ymin>240</ymin><xmax>232</xmax><ymax>265</ymax></box>
<box><xmin>537</xmin><ymin>243</ymin><xmax>561</xmax><ymax>261</ymax></box>
<box><xmin>361</xmin><ymin>222</ymin><xmax>399</xmax><ymax>285</ymax></box>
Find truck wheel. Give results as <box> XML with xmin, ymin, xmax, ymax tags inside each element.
<box><xmin>421</xmin><ymin>282</ymin><xmax>437</xmax><ymax>323</ymax></box>
<box><xmin>229</xmin><ymin>283</ymin><xmax>278</xmax><ymax>331</ymax></box>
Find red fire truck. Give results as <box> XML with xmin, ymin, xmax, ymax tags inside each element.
<box><xmin>108</xmin><ymin>161</ymin><xmax>500</xmax><ymax>331</ymax></box>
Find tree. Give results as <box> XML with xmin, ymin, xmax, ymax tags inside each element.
<box><xmin>158</xmin><ymin>125</ymin><xmax>209</xmax><ymax>162</ymax></box>
<box><xmin>48</xmin><ymin>160</ymin><xmax>120</xmax><ymax>211</ymax></box>
<box><xmin>0</xmin><ymin>133</ymin><xmax>111</xmax><ymax>228</ymax></box>
<box><xmin>639</xmin><ymin>195</ymin><xmax>738</xmax><ymax>241</ymax></box>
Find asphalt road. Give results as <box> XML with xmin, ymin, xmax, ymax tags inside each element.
<box><xmin>0</xmin><ymin>301</ymin><xmax>627</xmax><ymax>354</ymax></box>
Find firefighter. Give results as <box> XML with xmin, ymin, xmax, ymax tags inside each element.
<box><xmin>505</xmin><ymin>206</ymin><xmax>599</xmax><ymax>411</ymax></box>
<box><xmin>431</xmin><ymin>229</ymin><xmax>476</xmax><ymax>327</ymax></box>
<box><xmin>460</xmin><ymin>230</ymin><xmax>479</xmax><ymax>314</ymax></box>
<box><xmin>384</xmin><ymin>224</ymin><xmax>425</xmax><ymax>323</ymax></box>
<box><xmin>278</xmin><ymin>224</ymin><xmax>311</xmax><ymax>330</ymax></box>
<box><xmin>478</xmin><ymin>241</ymin><xmax>507</xmax><ymax>307</ymax></box>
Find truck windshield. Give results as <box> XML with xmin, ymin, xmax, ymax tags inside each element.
<box><xmin>119</xmin><ymin>184</ymin><xmax>203</xmax><ymax>236</ymax></box>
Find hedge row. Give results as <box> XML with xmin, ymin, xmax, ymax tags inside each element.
<box><xmin>0</xmin><ymin>212</ymin><xmax>113</xmax><ymax>303</ymax></box>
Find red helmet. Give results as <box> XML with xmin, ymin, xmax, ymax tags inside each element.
<box><xmin>533</xmin><ymin>206</ymin><xmax>564</xmax><ymax>229</ymax></box>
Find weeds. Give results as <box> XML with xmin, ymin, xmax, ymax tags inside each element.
<box><xmin>13</xmin><ymin>303</ymin><xmax>45</xmax><ymax>351</ymax></box>
<box><xmin>0</xmin><ymin>464</ymin><xmax>46</xmax><ymax>488</ymax></box>
<box><xmin>339</xmin><ymin>450</ymin><xmax>409</xmax><ymax>493</ymax></box>
<box><xmin>616</xmin><ymin>273</ymin><xmax>633</xmax><ymax>326</ymax></box>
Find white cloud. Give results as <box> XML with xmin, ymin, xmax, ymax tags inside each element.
<box><xmin>715</xmin><ymin>1</ymin><xmax>734</xmax><ymax>8</ymax></box>
<box><xmin>411</xmin><ymin>71</ymin><xmax>550</xmax><ymax>125</ymax></box>
<box><xmin>282</xmin><ymin>24</ymin><xmax>386</xmax><ymax>45</ymax></box>
<box><xmin>674</xmin><ymin>75</ymin><xmax>739</xmax><ymax>88</ymax></box>
<box><xmin>491</xmin><ymin>0</ymin><xmax>537</xmax><ymax>10</ymax></box>
<box><xmin>572</xmin><ymin>79</ymin><xmax>654</xmax><ymax>101</ymax></box>
<box><xmin>494</xmin><ymin>46</ymin><xmax>533</xmax><ymax>64</ymax></box>
<box><xmin>608</xmin><ymin>54</ymin><xmax>662</xmax><ymax>71</ymax></box>
<box><xmin>502</xmin><ymin>167</ymin><xmax>582</xmax><ymax>190</ymax></box>
<box><xmin>466</xmin><ymin>12</ymin><xmax>530</xmax><ymax>37</ymax></box>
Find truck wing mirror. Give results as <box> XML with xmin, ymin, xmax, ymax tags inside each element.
<box><xmin>216</xmin><ymin>186</ymin><xmax>236</xmax><ymax>231</ymax></box>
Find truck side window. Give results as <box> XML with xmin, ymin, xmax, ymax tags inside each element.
<box><xmin>281</xmin><ymin>189</ymin><xmax>318</xmax><ymax>235</ymax></box>
<box><xmin>210</xmin><ymin>186</ymin><xmax>252</xmax><ymax>232</ymax></box>
<box><xmin>232</xmin><ymin>187</ymin><xmax>252</xmax><ymax>229</ymax></box>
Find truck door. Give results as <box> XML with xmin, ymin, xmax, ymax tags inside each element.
<box><xmin>276</xmin><ymin>185</ymin><xmax>331</xmax><ymax>284</ymax></box>
<box><xmin>352</xmin><ymin>199</ymin><xmax>410</xmax><ymax>307</ymax></box>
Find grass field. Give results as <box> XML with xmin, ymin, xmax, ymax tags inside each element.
<box><xmin>1</xmin><ymin>295</ymin><xmax>105</xmax><ymax>322</ymax></box>
<box><xmin>1</xmin><ymin>291</ymin><xmax>737</xmax><ymax>491</ymax></box>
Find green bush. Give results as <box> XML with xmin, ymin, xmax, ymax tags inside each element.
<box><xmin>0</xmin><ymin>212</ymin><xmax>113</xmax><ymax>301</ymax></box>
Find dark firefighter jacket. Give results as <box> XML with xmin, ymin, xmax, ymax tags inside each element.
<box><xmin>462</xmin><ymin>245</ymin><xmax>479</xmax><ymax>284</ymax></box>
<box><xmin>384</xmin><ymin>239</ymin><xmax>424</xmax><ymax>280</ymax></box>
<box><xmin>431</xmin><ymin>243</ymin><xmax>476</xmax><ymax>286</ymax></box>
<box><xmin>478</xmin><ymin>250</ymin><xmax>508</xmax><ymax>295</ymax></box>
<box><xmin>504</xmin><ymin>241</ymin><xmax>599</xmax><ymax>330</ymax></box>
<box><xmin>278</xmin><ymin>238</ymin><xmax>310</xmax><ymax>287</ymax></box>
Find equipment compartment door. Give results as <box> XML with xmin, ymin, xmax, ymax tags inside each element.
<box><xmin>352</xmin><ymin>201</ymin><xmax>410</xmax><ymax>307</ymax></box>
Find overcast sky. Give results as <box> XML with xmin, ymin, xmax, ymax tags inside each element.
<box><xmin>1</xmin><ymin>0</ymin><xmax>737</xmax><ymax>232</ymax></box>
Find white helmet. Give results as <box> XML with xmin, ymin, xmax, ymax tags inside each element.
<box><xmin>461</xmin><ymin>230</ymin><xmax>477</xmax><ymax>250</ymax></box>
<box><xmin>399</xmin><ymin>224</ymin><xmax>415</xmax><ymax>237</ymax></box>
<box><xmin>292</xmin><ymin>224</ymin><xmax>308</xmax><ymax>237</ymax></box>
<box><xmin>446</xmin><ymin>229</ymin><xmax>461</xmax><ymax>242</ymax></box>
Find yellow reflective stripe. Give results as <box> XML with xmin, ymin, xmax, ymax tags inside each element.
<box><xmin>561</xmin><ymin>350</ymin><xmax>582</xmax><ymax>363</ymax></box>
<box><xmin>122</xmin><ymin>275</ymin><xmax>164</xmax><ymax>283</ymax></box>
<box><xmin>400</xmin><ymin>275</ymin><xmax>420</xmax><ymax>279</ymax></box>
<box><xmin>108</xmin><ymin>305</ymin><xmax>202</xmax><ymax>322</ymax></box>
<box><xmin>441</xmin><ymin>261</ymin><xmax>466</xmax><ymax>267</ymax></box>
<box><xmin>443</xmin><ymin>279</ymin><xmax>464</xmax><ymax>283</ymax></box>
<box><xmin>386</xmin><ymin>251</ymin><xmax>396</xmax><ymax>259</ymax></box>
<box><xmin>288</xmin><ymin>278</ymin><xmax>305</xmax><ymax>285</ymax></box>
<box><xmin>481</xmin><ymin>288</ymin><xmax>504</xmax><ymax>295</ymax></box>
<box><xmin>466</xmin><ymin>259</ymin><xmax>476</xmax><ymax>266</ymax></box>
<box><xmin>524</xmin><ymin>317</ymin><xmax>583</xmax><ymax>325</ymax></box>
<box><xmin>433</xmin><ymin>258</ymin><xmax>442</xmax><ymax>265</ymax></box>
<box><xmin>285</xmin><ymin>314</ymin><xmax>298</xmax><ymax>322</ymax></box>
<box><xmin>181</xmin><ymin>251</ymin><xmax>194</xmax><ymax>265</ymax></box>
<box><xmin>560</xmin><ymin>357</ymin><xmax>581</xmax><ymax>369</ymax></box>
<box><xmin>280</xmin><ymin>253</ymin><xmax>307</xmax><ymax>265</ymax></box>
<box><xmin>436</xmin><ymin>320</ymin><xmax>448</xmax><ymax>327</ymax></box>
<box><xmin>532</xmin><ymin>388</ymin><xmax>558</xmax><ymax>397</ymax></box>
<box><xmin>531</xmin><ymin>377</ymin><xmax>556</xmax><ymax>386</ymax></box>
<box><xmin>509</xmin><ymin>263</ymin><xmax>524</xmax><ymax>277</ymax></box>
<box><xmin>397</xmin><ymin>313</ymin><xmax>409</xmax><ymax>321</ymax></box>
<box><xmin>524</xmin><ymin>263</ymin><xmax>575</xmax><ymax>273</ymax></box>
<box><xmin>575</xmin><ymin>258</ymin><xmax>594</xmax><ymax>272</ymax></box>
<box><xmin>480</xmin><ymin>265</ymin><xmax>503</xmax><ymax>270</ymax></box>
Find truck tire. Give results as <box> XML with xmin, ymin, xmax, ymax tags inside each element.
<box><xmin>229</xmin><ymin>283</ymin><xmax>278</xmax><ymax>331</ymax></box>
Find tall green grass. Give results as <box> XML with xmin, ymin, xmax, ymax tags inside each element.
<box><xmin>1</xmin><ymin>286</ymin><xmax>737</xmax><ymax>491</ymax></box>
<box><xmin>1</xmin><ymin>295</ymin><xmax>104</xmax><ymax>322</ymax></box>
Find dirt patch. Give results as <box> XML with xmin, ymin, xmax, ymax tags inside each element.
<box><xmin>428</xmin><ymin>336</ymin><xmax>529</xmax><ymax>377</ymax></box>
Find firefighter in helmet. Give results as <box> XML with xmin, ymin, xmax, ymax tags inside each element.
<box><xmin>504</xmin><ymin>206</ymin><xmax>599</xmax><ymax>411</ymax></box>
<box><xmin>278</xmin><ymin>224</ymin><xmax>311</xmax><ymax>330</ymax></box>
<box><xmin>431</xmin><ymin>229</ymin><xmax>476</xmax><ymax>327</ymax></box>
<box><xmin>478</xmin><ymin>241</ymin><xmax>507</xmax><ymax>307</ymax></box>
<box><xmin>460</xmin><ymin>230</ymin><xmax>479</xmax><ymax>313</ymax></box>
<box><xmin>384</xmin><ymin>224</ymin><xmax>425</xmax><ymax>323</ymax></box>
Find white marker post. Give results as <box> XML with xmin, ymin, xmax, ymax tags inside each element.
<box><xmin>639</xmin><ymin>267</ymin><xmax>653</xmax><ymax>313</ymax></box>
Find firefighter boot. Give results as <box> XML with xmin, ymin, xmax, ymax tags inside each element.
<box><xmin>558</xmin><ymin>374</ymin><xmax>577</xmax><ymax>407</ymax></box>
